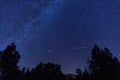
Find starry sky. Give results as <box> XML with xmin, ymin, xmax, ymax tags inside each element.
<box><xmin>1</xmin><ymin>0</ymin><xmax>120</xmax><ymax>73</ymax></box>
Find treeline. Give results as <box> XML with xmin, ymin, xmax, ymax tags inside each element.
<box><xmin>75</xmin><ymin>45</ymin><xmax>120</xmax><ymax>80</ymax></box>
<box><xmin>0</xmin><ymin>43</ymin><xmax>120</xmax><ymax>80</ymax></box>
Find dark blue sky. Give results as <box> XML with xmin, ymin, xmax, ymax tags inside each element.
<box><xmin>1</xmin><ymin>0</ymin><xmax>120</xmax><ymax>73</ymax></box>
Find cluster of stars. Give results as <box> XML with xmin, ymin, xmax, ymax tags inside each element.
<box><xmin>1</xmin><ymin>0</ymin><xmax>120</xmax><ymax>73</ymax></box>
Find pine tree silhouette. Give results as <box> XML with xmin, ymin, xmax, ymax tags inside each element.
<box><xmin>31</xmin><ymin>62</ymin><xmax>65</xmax><ymax>80</ymax></box>
<box><xmin>0</xmin><ymin>43</ymin><xmax>21</xmax><ymax>80</ymax></box>
<box><xmin>89</xmin><ymin>45</ymin><xmax>120</xmax><ymax>80</ymax></box>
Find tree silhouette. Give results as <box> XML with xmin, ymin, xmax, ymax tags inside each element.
<box><xmin>89</xmin><ymin>45</ymin><xmax>120</xmax><ymax>80</ymax></box>
<box><xmin>21</xmin><ymin>68</ymin><xmax>33</xmax><ymax>80</ymax></box>
<box><xmin>75</xmin><ymin>68</ymin><xmax>90</xmax><ymax>80</ymax></box>
<box><xmin>82</xmin><ymin>68</ymin><xmax>90</xmax><ymax>80</ymax></box>
<box><xmin>75</xmin><ymin>68</ymin><xmax>82</xmax><ymax>80</ymax></box>
<box><xmin>0</xmin><ymin>43</ymin><xmax>66</xmax><ymax>80</ymax></box>
<box><xmin>0</xmin><ymin>43</ymin><xmax>21</xmax><ymax>80</ymax></box>
<box><xmin>0</xmin><ymin>43</ymin><xmax>120</xmax><ymax>80</ymax></box>
<box><xmin>31</xmin><ymin>62</ymin><xmax>65</xmax><ymax>80</ymax></box>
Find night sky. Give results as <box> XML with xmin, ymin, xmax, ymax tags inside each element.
<box><xmin>1</xmin><ymin>0</ymin><xmax>120</xmax><ymax>73</ymax></box>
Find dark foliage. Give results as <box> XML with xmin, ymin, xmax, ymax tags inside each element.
<box><xmin>75</xmin><ymin>68</ymin><xmax>90</xmax><ymax>80</ymax></box>
<box><xmin>75</xmin><ymin>45</ymin><xmax>120</xmax><ymax>80</ymax></box>
<box><xmin>0</xmin><ymin>43</ymin><xmax>21</xmax><ymax>80</ymax></box>
<box><xmin>0</xmin><ymin>43</ymin><xmax>120</xmax><ymax>80</ymax></box>
<box><xmin>88</xmin><ymin>45</ymin><xmax>120</xmax><ymax>80</ymax></box>
<box><xmin>31</xmin><ymin>62</ymin><xmax>65</xmax><ymax>80</ymax></box>
<box><xmin>75</xmin><ymin>68</ymin><xmax>82</xmax><ymax>80</ymax></box>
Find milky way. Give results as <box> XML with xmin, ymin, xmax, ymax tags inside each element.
<box><xmin>0</xmin><ymin>0</ymin><xmax>63</xmax><ymax>70</ymax></box>
<box><xmin>1</xmin><ymin>0</ymin><xmax>120</xmax><ymax>73</ymax></box>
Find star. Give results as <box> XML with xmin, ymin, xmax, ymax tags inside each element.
<box><xmin>48</xmin><ymin>49</ymin><xmax>52</xmax><ymax>53</ymax></box>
